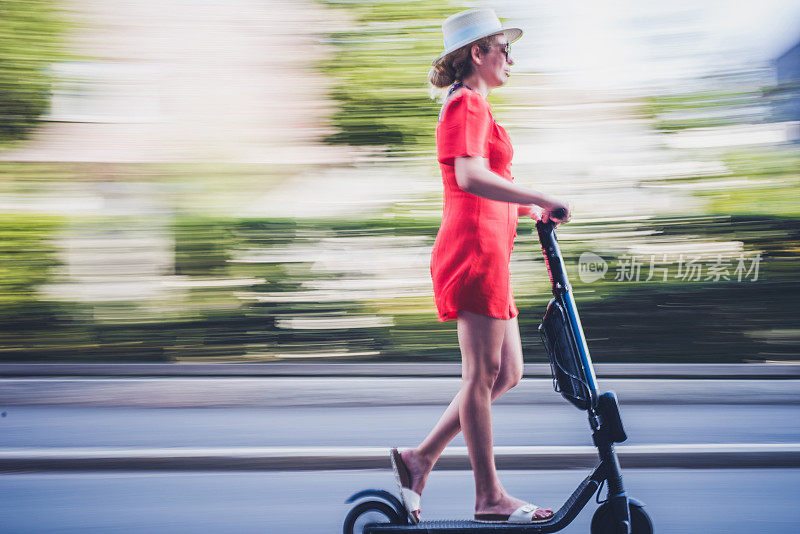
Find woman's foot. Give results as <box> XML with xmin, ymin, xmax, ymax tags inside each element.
<box><xmin>400</xmin><ymin>449</ymin><xmax>432</xmax><ymax>495</ymax></box>
<box><xmin>393</xmin><ymin>448</ymin><xmax>434</xmax><ymax>523</ymax></box>
<box><xmin>475</xmin><ymin>493</ymin><xmax>554</xmax><ymax>523</ymax></box>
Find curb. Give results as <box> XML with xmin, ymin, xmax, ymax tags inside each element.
<box><xmin>2</xmin><ymin>444</ymin><xmax>798</xmax><ymax>472</ymax></box>
<box><xmin>1</xmin><ymin>363</ymin><xmax>799</xmax><ymax>378</ymax></box>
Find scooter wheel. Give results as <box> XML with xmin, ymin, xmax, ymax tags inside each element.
<box><xmin>590</xmin><ymin>502</ymin><xmax>653</xmax><ymax>534</ymax></box>
<box><xmin>343</xmin><ymin>500</ymin><xmax>404</xmax><ymax>534</ymax></box>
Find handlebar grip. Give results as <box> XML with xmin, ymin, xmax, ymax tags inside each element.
<box><xmin>551</xmin><ymin>207</ymin><xmax>567</xmax><ymax>220</ymax></box>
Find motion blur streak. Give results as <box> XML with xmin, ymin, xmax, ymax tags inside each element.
<box><xmin>0</xmin><ymin>0</ymin><xmax>798</xmax><ymax>363</ymax></box>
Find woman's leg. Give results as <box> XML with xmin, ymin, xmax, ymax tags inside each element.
<box><xmin>399</xmin><ymin>313</ymin><xmax>525</xmax><ymax>520</ymax></box>
<box><xmin>457</xmin><ymin>311</ymin><xmax>551</xmax><ymax>518</ymax></box>
<box><xmin>456</xmin><ymin>309</ymin><xmax>510</xmax><ymax>503</ymax></box>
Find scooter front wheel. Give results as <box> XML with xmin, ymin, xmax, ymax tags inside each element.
<box><xmin>590</xmin><ymin>501</ymin><xmax>653</xmax><ymax>534</ymax></box>
<box><xmin>343</xmin><ymin>500</ymin><xmax>404</xmax><ymax>534</ymax></box>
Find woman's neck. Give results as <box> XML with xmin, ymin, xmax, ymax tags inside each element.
<box><xmin>461</xmin><ymin>74</ymin><xmax>490</xmax><ymax>98</ymax></box>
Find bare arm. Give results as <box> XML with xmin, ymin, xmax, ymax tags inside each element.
<box><xmin>454</xmin><ymin>156</ymin><xmax>570</xmax><ymax>222</ymax></box>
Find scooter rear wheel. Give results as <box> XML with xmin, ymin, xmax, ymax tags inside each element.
<box><xmin>590</xmin><ymin>502</ymin><xmax>653</xmax><ymax>534</ymax></box>
<box><xmin>343</xmin><ymin>500</ymin><xmax>404</xmax><ymax>534</ymax></box>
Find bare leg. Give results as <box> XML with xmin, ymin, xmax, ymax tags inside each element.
<box><xmin>400</xmin><ymin>312</ymin><xmax>549</xmax><ymax>520</ymax></box>
<box><xmin>456</xmin><ymin>310</ymin><xmax>509</xmax><ymax>506</ymax></box>
<box><xmin>401</xmin><ymin>316</ymin><xmax>523</xmax><ymax>486</ymax></box>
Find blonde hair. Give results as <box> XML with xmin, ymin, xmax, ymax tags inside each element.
<box><xmin>428</xmin><ymin>35</ymin><xmax>497</xmax><ymax>90</ymax></box>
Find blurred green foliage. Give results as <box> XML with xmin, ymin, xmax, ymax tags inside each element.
<box><xmin>0</xmin><ymin>193</ymin><xmax>798</xmax><ymax>362</ymax></box>
<box><xmin>0</xmin><ymin>5</ymin><xmax>798</xmax><ymax>364</ymax></box>
<box><xmin>0</xmin><ymin>0</ymin><xmax>68</xmax><ymax>145</ymax></box>
<box><xmin>701</xmin><ymin>149</ymin><xmax>800</xmax><ymax>218</ymax></box>
<box><xmin>0</xmin><ymin>213</ymin><xmax>63</xmax><ymax>304</ymax></box>
<box><xmin>532</xmin><ymin>215</ymin><xmax>800</xmax><ymax>363</ymax></box>
<box><xmin>641</xmin><ymin>86</ymin><xmax>768</xmax><ymax>132</ymax></box>
<box><xmin>0</xmin><ymin>213</ymin><xmax>77</xmax><ymax>360</ymax></box>
<box><xmin>319</xmin><ymin>0</ymin><xmax>460</xmax><ymax>151</ymax></box>
<box><xmin>173</xmin><ymin>217</ymin><xmax>235</xmax><ymax>276</ymax></box>
<box><xmin>0</xmin><ymin>213</ymin><xmax>63</xmax><ymax>311</ymax></box>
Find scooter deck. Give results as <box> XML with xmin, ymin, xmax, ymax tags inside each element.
<box><xmin>366</xmin><ymin>471</ymin><xmax>600</xmax><ymax>533</ymax></box>
<box><xmin>368</xmin><ymin>521</ymin><xmax>561</xmax><ymax>534</ymax></box>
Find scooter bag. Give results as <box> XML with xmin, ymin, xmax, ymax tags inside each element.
<box><xmin>539</xmin><ymin>297</ymin><xmax>591</xmax><ymax>410</ymax></box>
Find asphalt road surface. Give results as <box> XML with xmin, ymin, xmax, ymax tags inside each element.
<box><xmin>2</xmin><ymin>468</ymin><xmax>798</xmax><ymax>533</ymax></box>
<box><xmin>2</xmin><ymin>404</ymin><xmax>799</xmax><ymax>448</ymax></box>
<box><xmin>3</xmin><ymin>398</ymin><xmax>798</xmax><ymax>532</ymax></box>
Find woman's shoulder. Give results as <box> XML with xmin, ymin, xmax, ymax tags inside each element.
<box><xmin>439</xmin><ymin>88</ymin><xmax>491</xmax><ymax>122</ymax></box>
<box><xmin>448</xmin><ymin>87</ymin><xmax>490</xmax><ymax>108</ymax></box>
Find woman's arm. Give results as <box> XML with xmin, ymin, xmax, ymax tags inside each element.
<box><xmin>518</xmin><ymin>204</ymin><xmax>545</xmax><ymax>220</ymax></box>
<box><xmin>454</xmin><ymin>156</ymin><xmax>569</xmax><ymax>221</ymax></box>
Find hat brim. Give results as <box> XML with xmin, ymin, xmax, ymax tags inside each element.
<box><xmin>431</xmin><ymin>28</ymin><xmax>522</xmax><ymax>67</ymax></box>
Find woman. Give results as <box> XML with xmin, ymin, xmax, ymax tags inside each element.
<box><xmin>390</xmin><ymin>8</ymin><xmax>570</xmax><ymax>525</ymax></box>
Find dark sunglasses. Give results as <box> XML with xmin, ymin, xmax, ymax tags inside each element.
<box><xmin>497</xmin><ymin>43</ymin><xmax>511</xmax><ymax>60</ymax></box>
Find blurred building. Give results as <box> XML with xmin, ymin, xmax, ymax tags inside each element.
<box><xmin>773</xmin><ymin>39</ymin><xmax>800</xmax><ymax>129</ymax></box>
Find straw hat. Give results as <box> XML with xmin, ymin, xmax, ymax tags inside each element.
<box><xmin>432</xmin><ymin>8</ymin><xmax>522</xmax><ymax>67</ymax></box>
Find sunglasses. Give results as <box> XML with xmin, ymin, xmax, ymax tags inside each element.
<box><xmin>497</xmin><ymin>42</ymin><xmax>511</xmax><ymax>61</ymax></box>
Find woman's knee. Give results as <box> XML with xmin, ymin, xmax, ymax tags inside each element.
<box><xmin>494</xmin><ymin>367</ymin><xmax>523</xmax><ymax>394</ymax></box>
<box><xmin>463</xmin><ymin>361</ymin><xmax>502</xmax><ymax>391</ymax></box>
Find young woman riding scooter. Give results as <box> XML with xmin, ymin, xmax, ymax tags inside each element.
<box><xmin>390</xmin><ymin>7</ymin><xmax>569</xmax><ymax>526</ymax></box>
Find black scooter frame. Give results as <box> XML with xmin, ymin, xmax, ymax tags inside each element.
<box><xmin>343</xmin><ymin>219</ymin><xmax>650</xmax><ymax>534</ymax></box>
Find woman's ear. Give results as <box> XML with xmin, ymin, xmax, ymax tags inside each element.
<box><xmin>470</xmin><ymin>44</ymin><xmax>483</xmax><ymax>65</ymax></box>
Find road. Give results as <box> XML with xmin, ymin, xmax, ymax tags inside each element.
<box><xmin>2</xmin><ymin>404</ymin><xmax>800</xmax><ymax>449</ymax></box>
<box><xmin>2</xmin><ymin>376</ymin><xmax>799</xmax><ymax>532</ymax></box>
<box><xmin>2</xmin><ymin>468</ymin><xmax>798</xmax><ymax>533</ymax></box>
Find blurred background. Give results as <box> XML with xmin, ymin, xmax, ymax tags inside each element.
<box><xmin>2</xmin><ymin>2</ymin><xmax>800</xmax><ymax>533</ymax></box>
<box><xmin>1</xmin><ymin>0</ymin><xmax>799</xmax><ymax>364</ymax></box>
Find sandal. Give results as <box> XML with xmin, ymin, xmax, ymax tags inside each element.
<box><xmin>389</xmin><ymin>448</ymin><xmax>421</xmax><ymax>524</ymax></box>
<box><xmin>474</xmin><ymin>503</ymin><xmax>554</xmax><ymax>524</ymax></box>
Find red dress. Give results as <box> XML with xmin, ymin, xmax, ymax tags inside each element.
<box><xmin>431</xmin><ymin>87</ymin><xmax>519</xmax><ymax>322</ymax></box>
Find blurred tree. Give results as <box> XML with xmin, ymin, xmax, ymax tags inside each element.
<box><xmin>320</xmin><ymin>0</ymin><xmax>460</xmax><ymax>152</ymax></box>
<box><xmin>0</xmin><ymin>0</ymin><xmax>67</xmax><ymax>145</ymax></box>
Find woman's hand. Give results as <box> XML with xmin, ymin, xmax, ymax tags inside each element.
<box><xmin>541</xmin><ymin>200</ymin><xmax>570</xmax><ymax>226</ymax></box>
<box><xmin>521</xmin><ymin>201</ymin><xmax>570</xmax><ymax>226</ymax></box>
<box><xmin>519</xmin><ymin>200</ymin><xmax>570</xmax><ymax>226</ymax></box>
<box><xmin>519</xmin><ymin>204</ymin><xmax>545</xmax><ymax>221</ymax></box>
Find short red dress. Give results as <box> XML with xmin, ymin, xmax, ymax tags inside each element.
<box><xmin>431</xmin><ymin>87</ymin><xmax>519</xmax><ymax>322</ymax></box>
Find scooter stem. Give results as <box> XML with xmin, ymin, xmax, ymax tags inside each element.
<box><xmin>536</xmin><ymin>220</ymin><xmax>600</xmax><ymax>406</ymax></box>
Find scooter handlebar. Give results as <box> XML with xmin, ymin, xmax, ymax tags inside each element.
<box><xmin>533</xmin><ymin>207</ymin><xmax>568</xmax><ymax>232</ymax></box>
<box><xmin>550</xmin><ymin>207</ymin><xmax>568</xmax><ymax>221</ymax></box>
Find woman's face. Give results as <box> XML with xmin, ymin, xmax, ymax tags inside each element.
<box><xmin>476</xmin><ymin>34</ymin><xmax>514</xmax><ymax>87</ymax></box>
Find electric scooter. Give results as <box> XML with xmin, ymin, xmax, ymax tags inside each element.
<box><xmin>343</xmin><ymin>213</ymin><xmax>654</xmax><ymax>534</ymax></box>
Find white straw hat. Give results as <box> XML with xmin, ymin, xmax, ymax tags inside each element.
<box><xmin>432</xmin><ymin>8</ymin><xmax>522</xmax><ymax>67</ymax></box>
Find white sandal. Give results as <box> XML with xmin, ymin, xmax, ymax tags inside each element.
<box><xmin>389</xmin><ymin>448</ymin><xmax>422</xmax><ymax>524</ymax></box>
<box><xmin>474</xmin><ymin>503</ymin><xmax>554</xmax><ymax>524</ymax></box>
